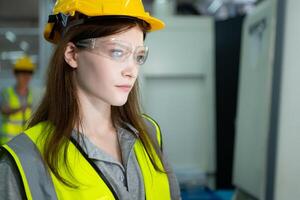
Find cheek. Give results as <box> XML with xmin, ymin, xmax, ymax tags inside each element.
<box><xmin>76</xmin><ymin>56</ymin><xmax>117</xmax><ymax>87</ymax></box>
<box><xmin>77</xmin><ymin>55</ymin><xmax>102</xmax><ymax>78</ymax></box>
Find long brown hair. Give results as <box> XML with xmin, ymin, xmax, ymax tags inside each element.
<box><xmin>29</xmin><ymin>16</ymin><xmax>167</xmax><ymax>186</ymax></box>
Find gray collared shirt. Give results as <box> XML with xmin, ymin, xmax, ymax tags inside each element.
<box><xmin>73</xmin><ymin>125</ymin><xmax>145</xmax><ymax>200</ymax></box>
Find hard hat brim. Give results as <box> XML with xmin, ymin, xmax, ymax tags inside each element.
<box><xmin>135</xmin><ymin>15</ymin><xmax>165</xmax><ymax>32</ymax></box>
<box><xmin>44</xmin><ymin>14</ymin><xmax>165</xmax><ymax>43</ymax></box>
<box><xmin>14</xmin><ymin>69</ymin><xmax>34</xmax><ymax>73</ymax></box>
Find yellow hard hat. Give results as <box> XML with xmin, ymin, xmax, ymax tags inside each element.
<box><xmin>14</xmin><ymin>55</ymin><xmax>35</xmax><ymax>72</ymax></box>
<box><xmin>44</xmin><ymin>0</ymin><xmax>165</xmax><ymax>44</ymax></box>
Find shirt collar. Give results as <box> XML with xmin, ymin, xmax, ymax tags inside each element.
<box><xmin>119</xmin><ymin>121</ymin><xmax>139</xmax><ymax>138</ymax></box>
<box><xmin>70</xmin><ymin>122</ymin><xmax>139</xmax><ymax>159</ymax></box>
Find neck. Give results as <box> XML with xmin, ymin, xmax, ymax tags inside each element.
<box><xmin>77</xmin><ymin>89</ymin><xmax>114</xmax><ymax>137</ymax></box>
<box><xmin>76</xmin><ymin>88</ymin><xmax>121</xmax><ymax>163</ymax></box>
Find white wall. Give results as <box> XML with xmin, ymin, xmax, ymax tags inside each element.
<box><xmin>274</xmin><ymin>0</ymin><xmax>300</xmax><ymax>199</ymax></box>
<box><xmin>140</xmin><ymin>16</ymin><xmax>216</xmax><ymax>187</ymax></box>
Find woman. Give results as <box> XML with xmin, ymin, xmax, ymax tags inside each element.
<box><xmin>0</xmin><ymin>0</ymin><xmax>181</xmax><ymax>199</ymax></box>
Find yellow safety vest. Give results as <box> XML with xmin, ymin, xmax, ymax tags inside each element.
<box><xmin>0</xmin><ymin>86</ymin><xmax>32</xmax><ymax>144</ymax></box>
<box><xmin>2</xmin><ymin>117</ymin><xmax>171</xmax><ymax>200</ymax></box>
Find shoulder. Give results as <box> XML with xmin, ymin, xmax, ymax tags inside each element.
<box><xmin>0</xmin><ymin>147</ymin><xmax>27</xmax><ymax>199</ymax></box>
<box><xmin>4</xmin><ymin>134</ymin><xmax>34</xmax><ymax>153</ymax></box>
<box><xmin>0</xmin><ymin>86</ymin><xmax>13</xmax><ymax>99</ymax></box>
<box><xmin>142</xmin><ymin>114</ymin><xmax>163</xmax><ymax>148</ymax></box>
<box><xmin>0</xmin><ymin>146</ymin><xmax>13</xmax><ymax>164</ymax></box>
<box><xmin>4</xmin><ymin>132</ymin><xmax>44</xmax><ymax>162</ymax></box>
<box><xmin>0</xmin><ymin>86</ymin><xmax>8</xmax><ymax>96</ymax></box>
<box><xmin>25</xmin><ymin>122</ymin><xmax>52</xmax><ymax>144</ymax></box>
<box><xmin>142</xmin><ymin>114</ymin><xmax>161</xmax><ymax>133</ymax></box>
<box><xmin>0</xmin><ymin>86</ymin><xmax>13</xmax><ymax>93</ymax></box>
<box><xmin>0</xmin><ymin>146</ymin><xmax>21</xmax><ymax>180</ymax></box>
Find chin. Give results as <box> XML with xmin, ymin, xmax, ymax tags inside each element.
<box><xmin>110</xmin><ymin>97</ymin><xmax>129</xmax><ymax>106</ymax></box>
<box><xmin>112</xmin><ymin>101</ymin><xmax>127</xmax><ymax>107</ymax></box>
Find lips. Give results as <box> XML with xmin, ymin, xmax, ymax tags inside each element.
<box><xmin>115</xmin><ymin>85</ymin><xmax>132</xmax><ymax>92</ymax></box>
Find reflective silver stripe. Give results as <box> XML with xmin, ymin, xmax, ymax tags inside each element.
<box><xmin>5</xmin><ymin>120</ymin><xmax>24</xmax><ymax>125</ymax></box>
<box><xmin>7</xmin><ymin>133</ymin><xmax>58</xmax><ymax>200</ymax></box>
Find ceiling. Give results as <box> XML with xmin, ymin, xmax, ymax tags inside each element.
<box><xmin>0</xmin><ymin>0</ymin><xmax>39</xmax><ymax>27</ymax></box>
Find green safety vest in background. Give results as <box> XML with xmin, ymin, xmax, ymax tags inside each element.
<box><xmin>1</xmin><ymin>116</ymin><xmax>171</xmax><ymax>200</ymax></box>
<box><xmin>0</xmin><ymin>86</ymin><xmax>32</xmax><ymax>144</ymax></box>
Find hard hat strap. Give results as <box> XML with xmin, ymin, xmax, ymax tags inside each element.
<box><xmin>47</xmin><ymin>13</ymin><xmax>72</xmax><ymax>40</ymax></box>
<box><xmin>48</xmin><ymin>13</ymin><xmax>70</xmax><ymax>27</ymax></box>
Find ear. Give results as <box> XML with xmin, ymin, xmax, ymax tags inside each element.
<box><xmin>64</xmin><ymin>42</ymin><xmax>78</xmax><ymax>68</ymax></box>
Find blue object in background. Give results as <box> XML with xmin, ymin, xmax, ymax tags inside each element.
<box><xmin>181</xmin><ymin>186</ymin><xmax>234</xmax><ymax>200</ymax></box>
<box><xmin>215</xmin><ymin>190</ymin><xmax>234</xmax><ymax>200</ymax></box>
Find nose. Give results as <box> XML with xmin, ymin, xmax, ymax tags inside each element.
<box><xmin>121</xmin><ymin>56</ymin><xmax>139</xmax><ymax>79</ymax></box>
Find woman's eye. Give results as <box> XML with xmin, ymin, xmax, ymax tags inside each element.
<box><xmin>110</xmin><ymin>49</ymin><xmax>125</xmax><ymax>58</ymax></box>
<box><xmin>135</xmin><ymin>50</ymin><xmax>147</xmax><ymax>65</ymax></box>
<box><xmin>137</xmin><ymin>55</ymin><xmax>144</xmax><ymax>62</ymax></box>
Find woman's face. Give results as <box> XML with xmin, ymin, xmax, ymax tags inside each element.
<box><xmin>73</xmin><ymin>26</ymin><xmax>144</xmax><ymax>106</ymax></box>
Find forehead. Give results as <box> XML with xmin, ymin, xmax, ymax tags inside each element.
<box><xmin>97</xmin><ymin>26</ymin><xmax>144</xmax><ymax>46</ymax></box>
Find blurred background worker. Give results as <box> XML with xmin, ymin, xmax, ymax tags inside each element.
<box><xmin>0</xmin><ymin>55</ymin><xmax>35</xmax><ymax>144</ymax></box>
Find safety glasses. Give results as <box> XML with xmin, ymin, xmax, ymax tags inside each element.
<box><xmin>76</xmin><ymin>38</ymin><xmax>149</xmax><ymax>65</ymax></box>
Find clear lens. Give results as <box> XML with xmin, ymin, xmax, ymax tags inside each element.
<box><xmin>76</xmin><ymin>38</ymin><xmax>149</xmax><ymax>65</ymax></box>
<box><xmin>101</xmin><ymin>42</ymin><xmax>131</xmax><ymax>62</ymax></box>
<box><xmin>134</xmin><ymin>46</ymin><xmax>148</xmax><ymax>65</ymax></box>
